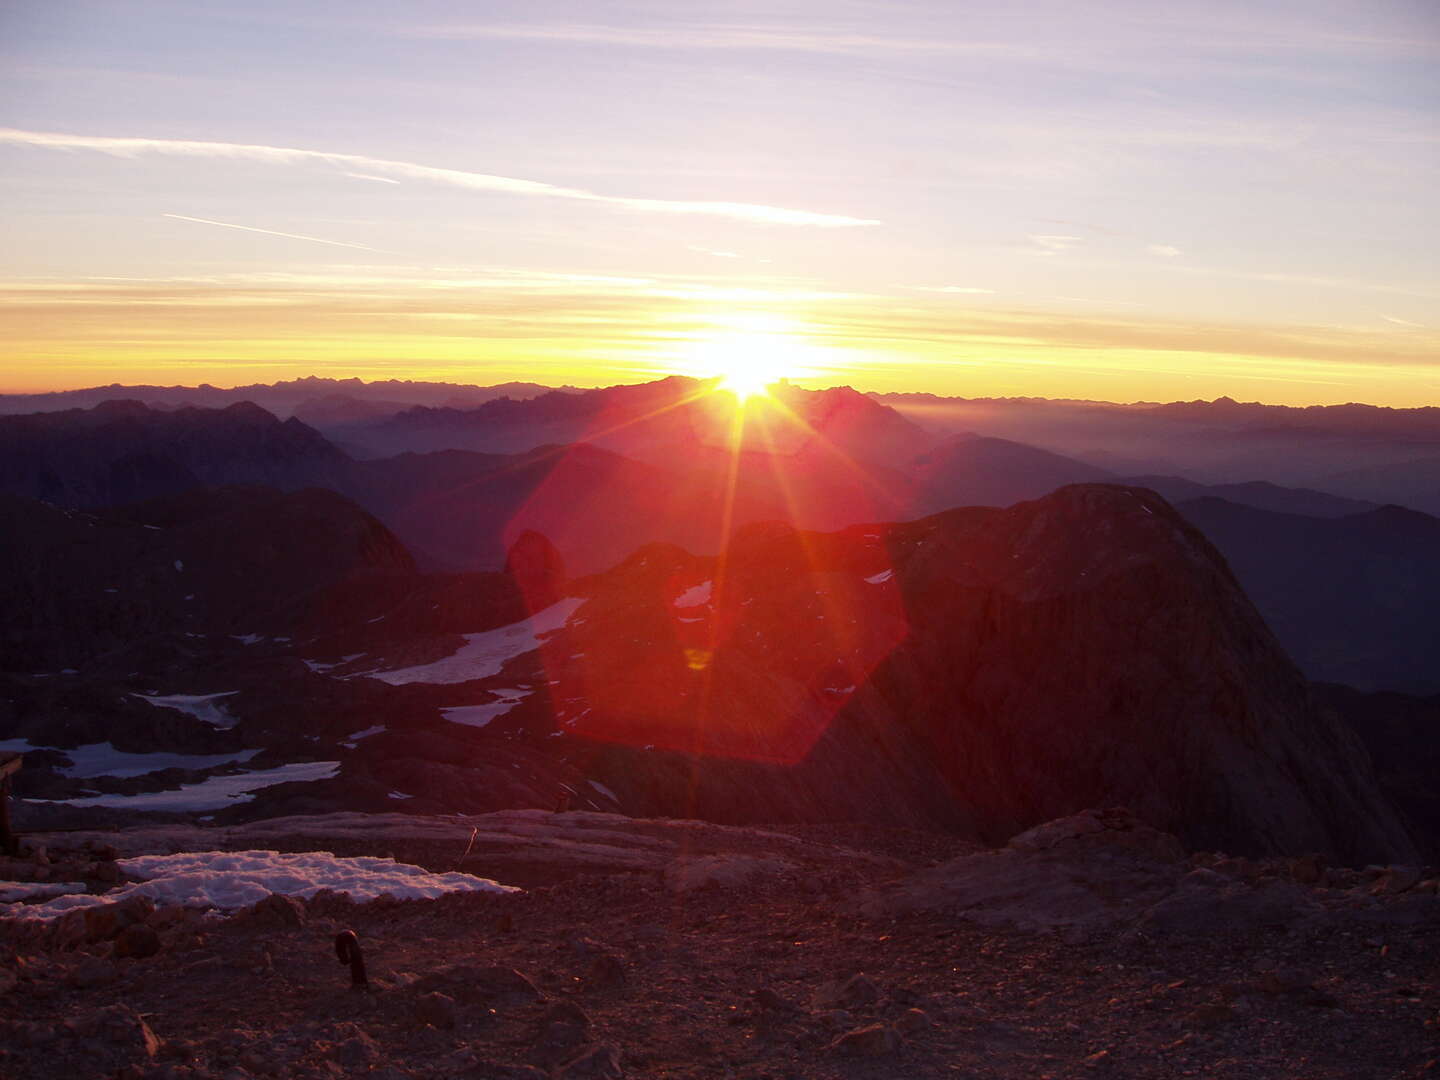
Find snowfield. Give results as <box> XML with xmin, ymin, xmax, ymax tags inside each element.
<box><xmin>24</xmin><ymin>761</ymin><xmax>341</xmax><ymax>812</ymax></box>
<box><xmin>1</xmin><ymin>850</ymin><xmax>518</xmax><ymax>918</ymax></box>
<box><xmin>441</xmin><ymin>688</ymin><xmax>532</xmax><ymax>729</ymax></box>
<box><xmin>360</xmin><ymin>597</ymin><xmax>584</xmax><ymax>686</ymax></box>
<box><xmin>0</xmin><ymin>739</ymin><xmax>259</xmax><ymax>779</ymax></box>
<box><xmin>132</xmin><ymin>690</ymin><xmax>241</xmax><ymax>728</ymax></box>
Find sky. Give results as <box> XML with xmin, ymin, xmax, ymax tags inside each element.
<box><xmin>1</xmin><ymin>0</ymin><xmax>1436</xmax><ymax>405</ymax></box>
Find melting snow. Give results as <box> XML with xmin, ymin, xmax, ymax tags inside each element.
<box><xmin>674</xmin><ymin>581</ymin><xmax>713</xmax><ymax>608</ymax></box>
<box><xmin>864</xmin><ymin>570</ymin><xmax>894</xmax><ymax>585</ymax></box>
<box><xmin>1</xmin><ymin>850</ymin><xmax>517</xmax><ymax>918</ymax></box>
<box><xmin>173</xmin><ymin>560</ymin><xmax>184</xmax><ymax>572</ymax></box>
<box><xmin>133</xmin><ymin>691</ymin><xmax>240</xmax><ymax>728</ymax></box>
<box><xmin>588</xmin><ymin>779</ymin><xmax>619</xmax><ymax>802</ymax></box>
<box><xmin>232</xmin><ymin>634</ymin><xmax>264</xmax><ymax>645</ymax></box>
<box><xmin>442</xmin><ymin>689</ymin><xmax>531</xmax><ymax>729</ymax></box>
<box><xmin>362</xmin><ymin>598</ymin><xmax>583</xmax><ymax>686</ymax></box>
<box><xmin>304</xmin><ymin>653</ymin><xmax>365</xmax><ymax>673</ymax></box>
<box><xmin>0</xmin><ymin>739</ymin><xmax>259</xmax><ymax>779</ymax></box>
<box><xmin>26</xmin><ymin>761</ymin><xmax>340</xmax><ymax>812</ymax></box>
<box><xmin>0</xmin><ymin>881</ymin><xmax>88</xmax><ymax>904</ymax></box>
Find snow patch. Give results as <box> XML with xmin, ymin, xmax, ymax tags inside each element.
<box><xmin>0</xmin><ymin>739</ymin><xmax>259</xmax><ymax>779</ymax></box>
<box><xmin>864</xmin><ymin>570</ymin><xmax>894</xmax><ymax>585</ymax></box>
<box><xmin>232</xmin><ymin>634</ymin><xmax>264</xmax><ymax>646</ymax></box>
<box><xmin>588</xmin><ymin>779</ymin><xmax>619</xmax><ymax>803</ymax></box>
<box><xmin>133</xmin><ymin>691</ymin><xmax>240</xmax><ymax>728</ymax></box>
<box><xmin>442</xmin><ymin>689</ymin><xmax>530</xmax><ymax>729</ymax></box>
<box><xmin>0</xmin><ymin>881</ymin><xmax>88</xmax><ymax>904</ymax></box>
<box><xmin>674</xmin><ymin>581</ymin><xmax>713</xmax><ymax>608</ymax></box>
<box><xmin>362</xmin><ymin>598</ymin><xmax>583</xmax><ymax>686</ymax></box>
<box><xmin>2</xmin><ymin>850</ymin><xmax>517</xmax><ymax>918</ymax></box>
<box><xmin>26</xmin><ymin>761</ymin><xmax>340</xmax><ymax>812</ymax></box>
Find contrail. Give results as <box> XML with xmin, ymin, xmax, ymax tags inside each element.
<box><xmin>162</xmin><ymin>213</ymin><xmax>383</xmax><ymax>252</ymax></box>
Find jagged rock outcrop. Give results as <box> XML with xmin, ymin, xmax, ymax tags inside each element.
<box><xmin>557</xmin><ymin>485</ymin><xmax>1418</xmax><ymax>863</ymax></box>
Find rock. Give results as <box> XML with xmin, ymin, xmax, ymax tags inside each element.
<box><xmin>52</xmin><ymin>909</ymin><xmax>88</xmax><ymax>950</ymax></box>
<box><xmin>816</xmin><ymin>972</ymin><xmax>880</xmax><ymax>1010</ymax></box>
<box><xmin>332</xmin><ymin>1027</ymin><xmax>382</xmax><ymax>1068</ymax></box>
<box><xmin>1256</xmin><ymin>968</ymin><xmax>1314</xmax><ymax>995</ymax></box>
<box><xmin>91</xmin><ymin>860</ymin><xmax>122</xmax><ymax>883</ymax></box>
<box><xmin>415</xmin><ymin>992</ymin><xmax>457</xmax><ymax>1030</ymax></box>
<box><xmin>1371</xmin><ymin>866</ymin><xmax>1424</xmax><ymax>895</ymax></box>
<box><xmin>531</xmin><ymin>1000</ymin><xmax>594</xmax><ymax>1064</ymax></box>
<box><xmin>1184</xmin><ymin>1003</ymin><xmax>1236</xmax><ymax>1028</ymax></box>
<box><xmin>114</xmin><ymin>924</ymin><xmax>163</xmax><ymax>960</ymax></box>
<box><xmin>585</xmin><ymin>950</ymin><xmax>626</xmax><ymax>989</ymax></box>
<box><xmin>828</xmin><ymin>1023</ymin><xmax>903</xmax><ymax>1056</ymax></box>
<box><xmin>559</xmin><ymin>1043</ymin><xmax>623</xmax><ymax>1078</ymax></box>
<box><xmin>464</xmin><ymin>965</ymin><xmax>545</xmax><ymax>1003</ymax></box>
<box><xmin>69</xmin><ymin>956</ymin><xmax>120</xmax><ymax>988</ymax></box>
<box><xmin>752</xmin><ymin>987</ymin><xmax>804</xmax><ymax>1013</ymax></box>
<box><xmin>461</xmin><ymin>1064</ymin><xmax>548</xmax><ymax>1080</ymax></box>
<box><xmin>1288</xmin><ymin>854</ymin><xmax>1326</xmax><ymax>884</ymax></box>
<box><xmin>83</xmin><ymin>893</ymin><xmax>154</xmax><ymax>943</ymax></box>
<box><xmin>76</xmin><ymin>1003</ymin><xmax>162</xmax><ymax>1061</ymax></box>
<box><xmin>0</xmin><ymin>968</ymin><xmax>17</xmax><ymax>996</ymax></box>
<box><xmin>1141</xmin><ymin>881</ymin><xmax>1314</xmax><ymax>938</ymax></box>
<box><xmin>663</xmin><ymin>855</ymin><xmax>795</xmax><ymax>893</ymax></box>
<box><xmin>247</xmin><ymin>893</ymin><xmax>307</xmax><ymax>928</ymax></box>
<box><xmin>895</xmin><ymin>1008</ymin><xmax>932</xmax><ymax>1034</ymax></box>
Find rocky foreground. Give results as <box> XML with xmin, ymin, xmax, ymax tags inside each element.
<box><xmin>2</xmin><ymin>809</ymin><xmax>1438</xmax><ymax>1080</ymax></box>
<box><xmin>2</xmin><ymin>812</ymin><xmax>1440</xmax><ymax>1080</ymax></box>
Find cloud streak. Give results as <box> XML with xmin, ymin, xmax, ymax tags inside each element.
<box><xmin>0</xmin><ymin>128</ymin><xmax>879</xmax><ymax>228</ymax></box>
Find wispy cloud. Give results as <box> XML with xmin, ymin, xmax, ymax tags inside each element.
<box><xmin>1378</xmin><ymin>313</ymin><xmax>1425</xmax><ymax>328</ymax></box>
<box><xmin>0</xmin><ymin>128</ymin><xmax>879</xmax><ymax>228</ymax></box>
<box><xmin>907</xmin><ymin>285</ymin><xmax>996</xmax><ymax>295</ymax></box>
<box><xmin>1147</xmin><ymin>244</ymin><xmax>1182</xmax><ymax>258</ymax></box>
<box><xmin>1029</xmin><ymin>234</ymin><xmax>1082</xmax><ymax>255</ymax></box>
<box><xmin>162</xmin><ymin>213</ymin><xmax>384</xmax><ymax>252</ymax></box>
<box><xmin>342</xmin><ymin>172</ymin><xmax>401</xmax><ymax>185</ymax></box>
<box><xmin>404</xmin><ymin>22</ymin><xmax>1044</xmax><ymax>59</ymax></box>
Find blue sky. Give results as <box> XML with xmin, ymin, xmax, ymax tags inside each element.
<box><xmin>1</xmin><ymin>0</ymin><xmax>1436</xmax><ymax>402</ymax></box>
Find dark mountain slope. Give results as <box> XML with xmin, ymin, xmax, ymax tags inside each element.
<box><xmin>0</xmin><ymin>400</ymin><xmax>347</xmax><ymax>507</ymax></box>
<box><xmin>1177</xmin><ymin>498</ymin><xmax>1440</xmax><ymax>694</ymax></box>
<box><xmin>0</xmin><ymin>486</ymin><xmax>414</xmax><ymax>671</ymax></box>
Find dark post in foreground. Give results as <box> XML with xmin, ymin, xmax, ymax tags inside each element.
<box><xmin>335</xmin><ymin>929</ymin><xmax>368</xmax><ymax>988</ymax></box>
<box><xmin>0</xmin><ymin>752</ymin><xmax>21</xmax><ymax>857</ymax></box>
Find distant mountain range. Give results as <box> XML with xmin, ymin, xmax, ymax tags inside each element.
<box><xmin>5</xmin><ymin>381</ymin><xmax>1440</xmax><ymax>702</ymax></box>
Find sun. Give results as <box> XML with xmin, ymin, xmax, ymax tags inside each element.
<box><xmin>680</xmin><ymin>317</ymin><xmax>820</xmax><ymax>403</ymax></box>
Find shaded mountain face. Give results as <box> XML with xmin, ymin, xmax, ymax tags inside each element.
<box><xmin>0</xmin><ymin>401</ymin><xmax>347</xmax><ymax>508</ymax></box>
<box><xmin>1312</xmin><ymin>683</ymin><xmax>1440</xmax><ymax>860</ymax></box>
<box><xmin>1118</xmin><ymin>476</ymin><xmax>1378</xmax><ymax>518</ymax></box>
<box><xmin>1178</xmin><ymin>498</ymin><xmax>1440</xmax><ymax>694</ymax></box>
<box><xmin>483</xmin><ymin>486</ymin><xmax>1417</xmax><ymax>863</ymax></box>
<box><xmin>0</xmin><ymin>486</ymin><xmax>414</xmax><ymax>672</ymax></box>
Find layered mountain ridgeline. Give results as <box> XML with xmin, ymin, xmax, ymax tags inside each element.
<box><xmin>875</xmin><ymin>392</ymin><xmax>1440</xmax><ymax>498</ymax></box>
<box><xmin>1</xmin><ymin>483</ymin><xmax>1421</xmax><ymax>862</ymax></box>
<box><xmin>0</xmin><ymin>376</ymin><xmax>570</xmax><ymax>418</ymax></box>
<box><xmin>6</xmin><ymin>395</ymin><xmax>1440</xmax><ymax>700</ymax></box>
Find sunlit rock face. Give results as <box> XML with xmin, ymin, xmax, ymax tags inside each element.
<box><xmin>556</xmin><ymin>485</ymin><xmax>1417</xmax><ymax>864</ymax></box>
